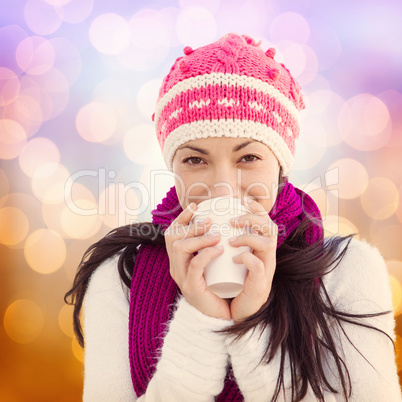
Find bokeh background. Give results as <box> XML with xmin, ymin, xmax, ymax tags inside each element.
<box><xmin>1</xmin><ymin>0</ymin><xmax>401</xmax><ymax>400</ymax></box>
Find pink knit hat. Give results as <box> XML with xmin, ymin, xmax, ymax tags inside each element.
<box><xmin>153</xmin><ymin>33</ymin><xmax>305</xmax><ymax>176</ymax></box>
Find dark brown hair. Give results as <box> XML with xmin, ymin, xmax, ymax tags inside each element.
<box><xmin>65</xmin><ymin>174</ymin><xmax>392</xmax><ymax>402</ymax></box>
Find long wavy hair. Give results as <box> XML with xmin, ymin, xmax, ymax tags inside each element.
<box><xmin>65</xmin><ymin>172</ymin><xmax>392</xmax><ymax>402</ymax></box>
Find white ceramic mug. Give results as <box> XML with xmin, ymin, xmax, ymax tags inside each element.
<box><xmin>190</xmin><ymin>197</ymin><xmax>253</xmax><ymax>298</ymax></box>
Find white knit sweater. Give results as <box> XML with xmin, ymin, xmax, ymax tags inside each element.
<box><xmin>82</xmin><ymin>238</ymin><xmax>402</xmax><ymax>401</ymax></box>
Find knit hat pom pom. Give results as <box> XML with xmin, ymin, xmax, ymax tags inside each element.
<box><xmin>183</xmin><ymin>46</ymin><xmax>193</xmax><ymax>56</ymax></box>
<box><xmin>268</xmin><ymin>68</ymin><xmax>280</xmax><ymax>80</ymax></box>
<box><xmin>265</xmin><ymin>47</ymin><xmax>276</xmax><ymax>59</ymax></box>
<box><xmin>242</xmin><ymin>34</ymin><xmax>262</xmax><ymax>47</ymax></box>
<box><xmin>179</xmin><ymin>60</ymin><xmax>189</xmax><ymax>72</ymax></box>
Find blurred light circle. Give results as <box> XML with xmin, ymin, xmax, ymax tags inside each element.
<box><xmin>0</xmin><ymin>193</ymin><xmax>42</xmax><ymax>246</ymax></box>
<box><xmin>281</xmin><ymin>42</ymin><xmax>306</xmax><ymax>78</ymax></box>
<box><xmin>4</xmin><ymin>299</ymin><xmax>44</xmax><ymax>344</ymax></box>
<box><xmin>16</xmin><ymin>36</ymin><xmax>55</xmax><ymax>75</ymax></box>
<box><xmin>129</xmin><ymin>9</ymin><xmax>170</xmax><ymax>49</ymax></box>
<box><xmin>99</xmin><ymin>182</ymin><xmax>141</xmax><ymax>229</ymax></box>
<box><xmin>339</xmin><ymin>94</ymin><xmax>392</xmax><ymax>151</ymax></box>
<box><xmin>117</xmin><ymin>42</ymin><xmax>169</xmax><ymax>71</ymax></box>
<box><xmin>60</xmin><ymin>199</ymin><xmax>102</xmax><ymax>239</ymax></box>
<box><xmin>49</xmin><ymin>37</ymin><xmax>82</xmax><ymax>85</ymax></box>
<box><xmin>32</xmin><ymin>163</ymin><xmax>70</xmax><ymax>204</ymax></box>
<box><xmin>24</xmin><ymin>0</ymin><xmax>63</xmax><ymax>36</ymax></box>
<box><xmin>139</xmin><ymin>163</ymin><xmax>175</xmax><ymax>215</ymax></box>
<box><xmin>292</xmin><ymin>134</ymin><xmax>326</xmax><ymax>171</ymax></box>
<box><xmin>328</xmin><ymin>158</ymin><xmax>369</xmax><ymax>200</ymax></box>
<box><xmin>306</xmin><ymin>187</ymin><xmax>327</xmax><ymax>218</ymax></box>
<box><xmin>10</xmin><ymin>93</ymin><xmax>43</xmax><ymax>128</ymax></box>
<box><xmin>361</xmin><ymin>177</ymin><xmax>399</xmax><ymax>220</ymax></box>
<box><xmin>123</xmin><ymin>124</ymin><xmax>160</xmax><ymax>165</ymax></box>
<box><xmin>377</xmin><ymin>90</ymin><xmax>402</xmax><ymax>148</ymax></box>
<box><xmin>19</xmin><ymin>137</ymin><xmax>60</xmax><ymax>178</ymax></box>
<box><xmin>323</xmin><ymin>215</ymin><xmax>359</xmax><ymax>238</ymax></box>
<box><xmin>89</xmin><ymin>13</ymin><xmax>131</xmax><ymax>55</ymax></box>
<box><xmin>308</xmin><ymin>19</ymin><xmax>341</xmax><ymax>71</ymax></box>
<box><xmin>389</xmin><ymin>275</ymin><xmax>402</xmax><ymax>315</ymax></box>
<box><xmin>58</xmin><ymin>304</ymin><xmax>74</xmax><ymax>337</ymax></box>
<box><xmin>17</xmin><ymin>70</ymin><xmax>70</xmax><ymax>124</ymax></box>
<box><xmin>12</xmin><ymin>76</ymin><xmax>47</xmax><ymax>132</ymax></box>
<box><xmin>396</xmin><ymin>335</ymin><xmax>402</xmax><ymax>366</ymax></box>
<box><xmin>136</xmin><ymin>79</ymin><xmax>162</xmax><ymax>120</ymax></box>
<box><xmin>304</xmin><ymin>90</ymin><xmax>346</xmax><ymax>147</ymax></box>
<box><xmin>76</xmin><ymin>101</ymin><xmax>117</xmax><ymax>142</ymax></box>
<box><xmin>33</xmin><ymin>65</ymin><xmax>69</xmax><ymax>92</ymax></box>
<box><xmin>0</xmin><ymin>67</ymin><xmax>20</xmax><ymax>106</ymax></box>
<box><xmin>397</xmin><ymin>186</ymin><xmax>402</xmax><ymax>225</ymax></box>
<box><xmin>0</xmin><ymin>119</ymin><xmax>27</xmax><ymax>160</ymax></box>
<box><xmin>283</xmin><ymin>43</ymin><xmax>318</xmax><ymax>86</ymax></box>
<box><xmin>270</xmin><ymin>12</ymin><xmax>310</xmax><ymax>44</ymax></box>
<box><xmin>42</xmin><ymin>201</ymin><xmax>67</xmax><ymax>237</ymax></box>
<box><xmin>29</xmin><ymin>67</ymin><xmax>70</xmax><ymax>121</ymax></box>
<box><xmin>387</xmin><ymin>260</ymin><xmax>402</xmax><ymax>283</ymax></box>
<box><xmin>0</xmin><ymin>25</ymin><xmax>29</xmax><ymax>73</ymax></box>
<box><xmin>176</xmin><ymin>7</ymin><xmax>217</xmax><ymax>48</ymax></box>
<box><xmin>158</xmin><ymin>7</ymin><xmax>182</xmax><ymax>47</ymax></box>
<box><xmin>94</xmin><ymin>77</ymin><xmax>131</xmax><ymax>100</ymax></box>
<box><xmin>44</xmin><ymin>0</ymin><xmax>71</xmax><ymax>5</ymax></box>
<box><xmin>370</xmin><ymin>223</ymin><xmax>402</xmax><ymax>261</ymax></box>
<box><xmin>0</xmin><ymin>169</ymin><xmax>9</xmax><ymax>208</ymax></box>
<box><xmin>0</xmin><ymin>207</ymin><xmax>29</xmax><ymax>246</ymax></box>
<box><xmin>2</xmin><ymin>95</ymin><xmax>42</xmax><ymax>140</ymax></box>
<box><xmin>72</xmin><ymin>337</ymin><xmax>84</xmax><ymax>362</ymax></box>
<box><xmin>63</xmin><ymin>238</ymin><xmax>95</xmax><ymax>281</ymax></box>
<box><xmin>54</xmin><ymin>0</ymin><xmax>93</xmax><ymax>24</ymax></box>
<box><xmin>42</xmin><ymin>182</ymin><xmax>95</xmax><ymax>237</ymax></box>
<box><xmin>24</xmin><ymin>228</ymin><xmax>66</xmax><ymax>274</ymax></box>
<box><xmin>179</xmin><ymin>0</ymin><xmax>220</xmax><ymax>13</ymax></box>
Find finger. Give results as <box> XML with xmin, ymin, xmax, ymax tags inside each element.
<box><xmin>232</xmin><ymin>251</ymin><xmax>274</xmax><ymax>288</ymax></box>
<box><xmin>242</xmin><ymin>197</ymin><xmax>269</xmax><ymax>216</ymax></box>
<box><xmin>231</xmin><ymin>214</ymin><xmax>277</xmax><ymax>237</ymax></box>
<box><xmin>232</xmin><ymin>252</ymin><xmax>273</xmax><ymax>299</ymax></box>
<box><xmin>229</xmin><ymin>233</ymin><xmax>276</xmax><ymax>253</ymax></box>
<box><xmin>173</xmin><ymin>233</ymin><xmax>221</xmax><ymax>259</ymax></box>
<box><xmin>165</xmin><ymin>202</ymin><xmax>201</xmax><ymax>237</ymax></box>
<box><xmin>186</xmin><ymin>245</ymin><xmax>224</xmax><ymax>285</ymax></box>
<box><xmin>183</xmin><ymin>217</ymin><xmax>212</xmax><ymax>239</ymax></box>
<box><xmin>177</xmin><ymin>202</ymin><xmax>198</xmax><ymax>223</ymax></box>
<box><xmin>171</xmin><ymin>234</ymin><xmax>220</xmax><ymax>286</ymax></box>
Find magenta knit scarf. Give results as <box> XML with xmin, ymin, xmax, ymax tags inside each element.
<box><xmin>129</xmin><ymin>181</ymin><xmax>323</xmax><ymax>399</ymax></box>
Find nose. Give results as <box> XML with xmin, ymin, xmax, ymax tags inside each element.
<box><xmin>210</xmin><ymin>166</ymin><xmax>242</xmax><ymax>199</ymax></box>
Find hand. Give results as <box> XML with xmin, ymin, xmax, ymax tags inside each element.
<box><xmin>228</xmin><ymin>198</ymin><xmax>278</xmax><ymax>324</ymax></box>
<box><xmin>164</xmin><ymin>203</ymin><xmax>232</xmax><ymax>321</ymax></box>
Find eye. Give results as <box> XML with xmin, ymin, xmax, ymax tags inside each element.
<box><xmin>240</xmin><ymin>154</ymin><xmax>260</xmax><ymax>163</ymax></box>
<box><xmin>182</xmin><ymin>156</ymin><xmax>204</xmax><ymax>165</ymax></box>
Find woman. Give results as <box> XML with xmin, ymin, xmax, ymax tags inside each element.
<box><xmin>65</xmin><ymin>34</ymin><xmax>401</xmax><ymax>401</ymax></box>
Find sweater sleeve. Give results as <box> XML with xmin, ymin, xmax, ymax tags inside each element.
<box><xmin>139</xmin><ymin>297</ymin><xmax>231</xmax><ymax>402</ymax></box>
<box><xmin>83</xmin><ymin>254</ymin><xmax>231</xmax><ymax>402</ymax></box>
<box><xmin>83</xmin><ymin>254</ymin><xmax>136</xmax><ymax>401</ymax></box>
<box><xmin>225</xmin><ymin>238</ymin><xmax>402</xmax><ymax>401</ymax></box>
<box><xmin>320</xmin><ymin>238</ymin><xmax>401</xmax><ymax>401</ymax></box>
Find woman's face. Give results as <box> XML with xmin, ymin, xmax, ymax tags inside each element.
<box><xmin>172</xmin><ymin>137</ymin><xmax>280</xmax><ymax>213</ymax></box>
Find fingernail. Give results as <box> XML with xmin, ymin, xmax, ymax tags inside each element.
<box><xmin>230</xmin><ymin>217</ymin><xmax>239</xmax><ymax>223</ymax></box>
<box><xmin>187</xmin><ymin>203</ymin><xmax>196</xmax><ymax>210</ymax></box>
<box><xmin>244</xmin><ymin>197</ymin><xmax>253</xmax><ymax>204</ymax></box>
<box><xmin>229</xmin><ymin>236</ymin><xmax>237</xmax><ymax>242</ymax></box>
<box><xmin>215</xmin><ymin>244</ymin><xmax>224</xmax><ymax>249</ymax></box>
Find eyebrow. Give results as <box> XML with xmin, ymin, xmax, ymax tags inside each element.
<box><xmin>177</xmin><ymin>140</ymin><xmax>254</xmax><ymax>155</ymax></box>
